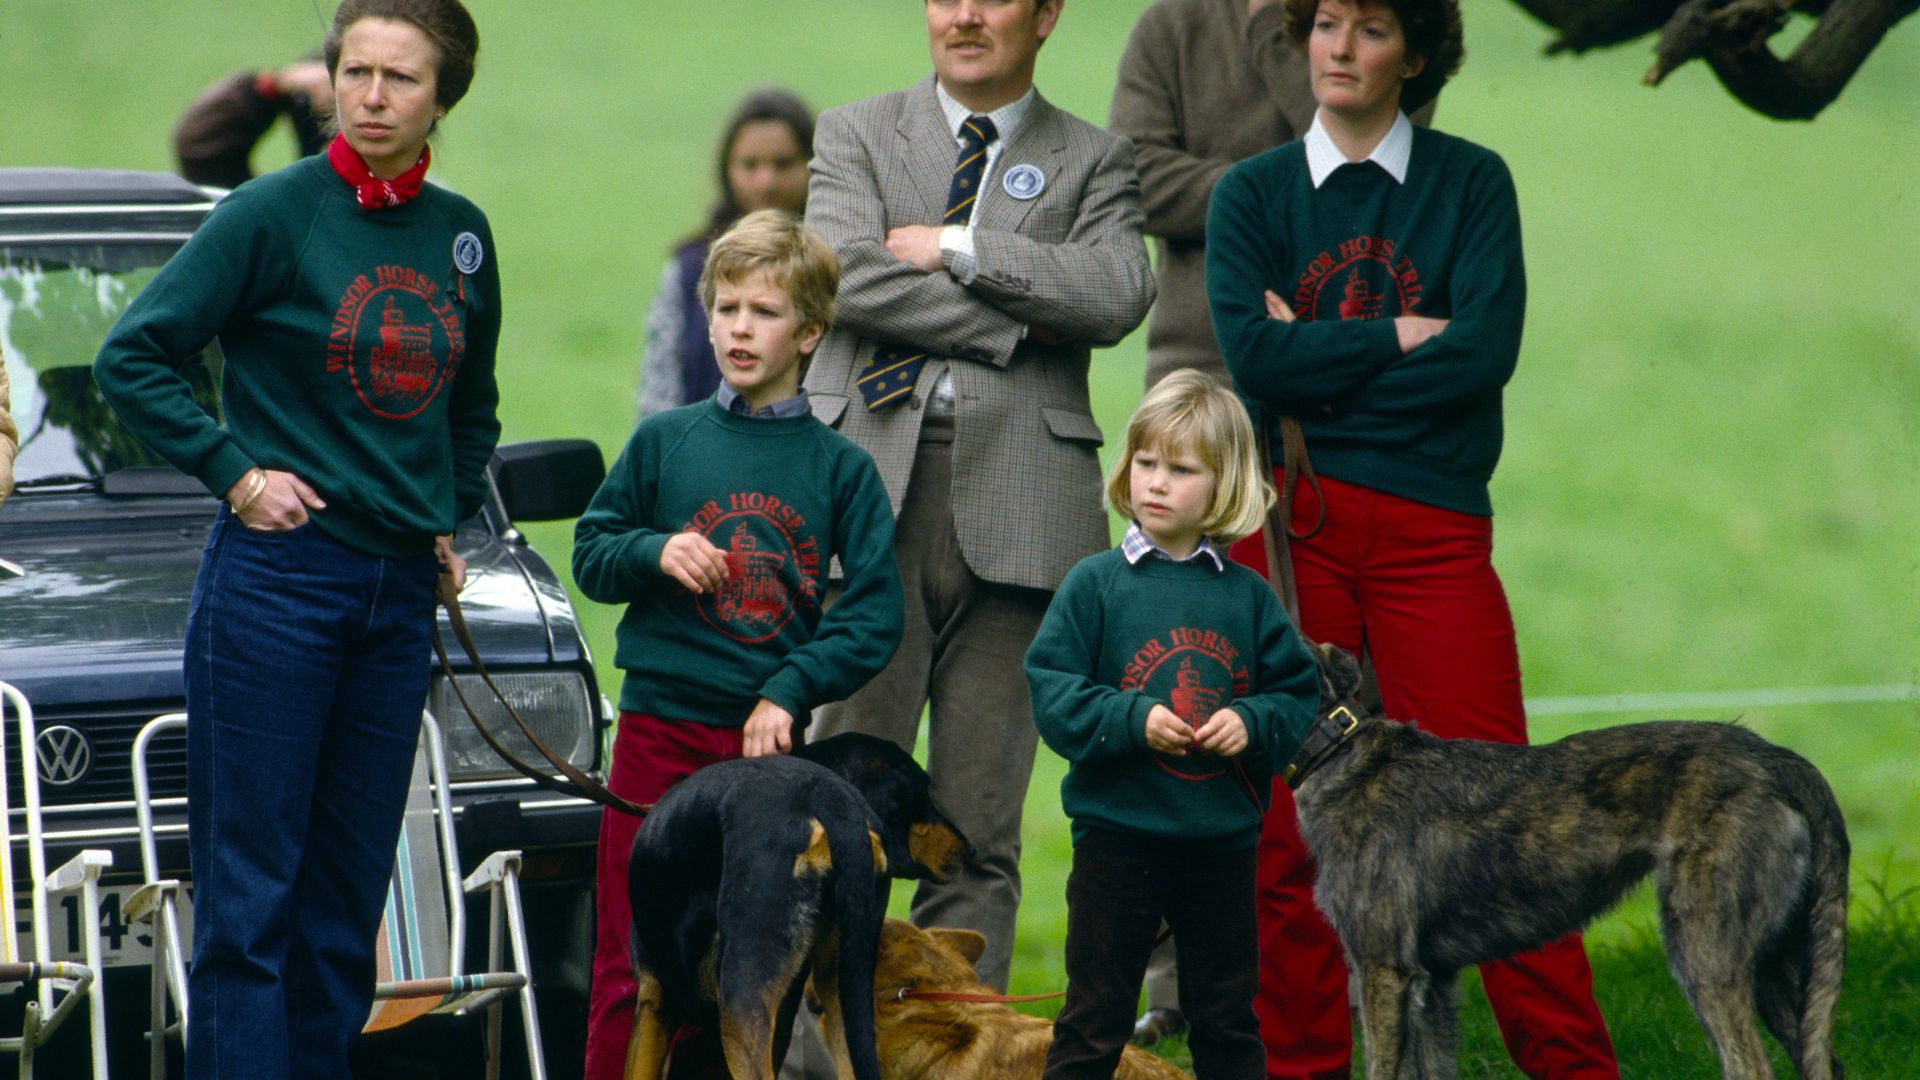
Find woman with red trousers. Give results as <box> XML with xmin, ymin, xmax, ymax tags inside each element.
<box><xmin>1205</xmin><ymin>1</ymin><xmax>1620</xmax><ymax>1076</ymax></box>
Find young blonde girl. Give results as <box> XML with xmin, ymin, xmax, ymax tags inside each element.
<box><xmin>1024</xmin><ymin>369</ymin><xmax>1319</xmax><ymax>1079</ymax></box>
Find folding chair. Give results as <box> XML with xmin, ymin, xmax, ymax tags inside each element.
<box><xmin>127</xmin><ymin>711</ymin><xmax>546</xmax><ymax>1079</ymax></box>
<box><xmin>0</xmin><ymin>680</ymin><xmax>113</xmax><ymax>1078</ymax></box>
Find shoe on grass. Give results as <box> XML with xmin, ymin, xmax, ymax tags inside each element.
<box><xmin>1129</xmin><ymin>1007</ymin><xmax>1188</xmax><ymax>1047</ymax></box>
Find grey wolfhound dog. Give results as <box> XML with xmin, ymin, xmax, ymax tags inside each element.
<box><xmin>1285</xmin><ymin>645</ymin><xmax>1848</xmax><ymax>1080</ymax></box>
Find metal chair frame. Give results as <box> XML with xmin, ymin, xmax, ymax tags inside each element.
<box><xmin>127</xmin><ymin>710</ymin><xmax>545</xmax><ymax>1079</ymax></box>
<box><xmin>0</xmin><ymin>680</ymin><xmax>114</xmax><ymax>1078</ymax></box>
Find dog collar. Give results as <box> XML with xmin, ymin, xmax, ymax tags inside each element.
<box><xmin>1282</xmin><ymin>702</ymin><xmax>1362</xmax><ymax>789</ymax></box>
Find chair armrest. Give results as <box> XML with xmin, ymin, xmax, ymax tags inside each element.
<box><xmin>461</xmin><ymin>849</ymin><xmax>524</xmax><ymax>894</ymax></box>
<box><xmin>125</xmin><ymin>879</ymin><xmax>184</xmax><ymax>924</ymax></box>
<box><xmin>45</xmin><ymin>849</ymin><xmax>113</xmax><ymax>894</ymax></box>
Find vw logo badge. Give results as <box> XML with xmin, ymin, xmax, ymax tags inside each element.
<box><xmin>36</xmin><ymin>726</ymin><xmax>93</xmax><ymax>787</ymax></box>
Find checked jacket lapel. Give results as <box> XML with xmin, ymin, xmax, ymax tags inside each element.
<box><xmin>899</xmin><ymin>84</ymin><xmax>958</xmax><ymax>226</ymax></box>
<box><xmin>972</xmin><ymin>94</ymin><xmax>1063</xmax><ymax>238</ymax></box>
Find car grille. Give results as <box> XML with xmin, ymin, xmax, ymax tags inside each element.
<box><xmin>18</xmin><ymin>699</ymin><xmax>187</xmax><ymax>807</ymax></box>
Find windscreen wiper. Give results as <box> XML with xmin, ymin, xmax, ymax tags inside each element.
<box><xmin>12</xmin><ymin>473</ymin><xmax>101</xmax><ymax>490</ymax></box>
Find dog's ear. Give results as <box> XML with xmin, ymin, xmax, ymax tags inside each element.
<box><xmin>927</xmin><ymin>927</ymin><xmax>988</xmax><ymax>966</ymax></box>
<box><xmin>1311</xmin><ymin>641</ymin><xmax>1364</xmax><ymax>705</ymax></box>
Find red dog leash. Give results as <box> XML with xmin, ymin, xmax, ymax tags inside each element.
<box><xmin>896</xmin><ymin>988</ymin><xmax>1066</xmax><ymax>1004</ymax></box>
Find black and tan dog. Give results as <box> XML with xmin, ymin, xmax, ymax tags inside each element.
<box><xmin>1290</xmin><ymin>644</ymin><xmax>1849</xmax><ymax>1080</ymax></box>
<box><xmin>623</xmin><ymin>733</ymin><xmax>970</xmax><ymax>1080</ymax></box>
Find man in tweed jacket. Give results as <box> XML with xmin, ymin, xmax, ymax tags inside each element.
<box><xmin>804</xmin><ymin>0</ymin><xmax>1153</xmax><ymax>993</ymax></box>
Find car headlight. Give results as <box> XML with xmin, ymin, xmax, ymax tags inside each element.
<box><xmin>429</xmin><ymin>671</ymin><xmax>597</xmax><ymax>782</ymax></box>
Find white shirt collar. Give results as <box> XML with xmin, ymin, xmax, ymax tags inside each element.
<box><xmin>934</xmin><ymin>81</ymin><xmax>1036</xmax><ymax>149</ymax></box>
<box><xmin>1304</xmin><ymin>110</ymin><xmax>1414</xmax><ymax>188</ymax></box>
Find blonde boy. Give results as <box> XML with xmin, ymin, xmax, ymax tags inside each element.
<box><xmin>571</xmin><ymin>210</ymin><xmax>905</xmax><ymax>1079</ymax></box>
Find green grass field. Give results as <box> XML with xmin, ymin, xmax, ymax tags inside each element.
<box><xmin>12</xmin><ymin>0</ymin><xmax>1918</xmax><ymax>1073</ymax></box>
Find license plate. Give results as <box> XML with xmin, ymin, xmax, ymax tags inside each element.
<box><xmin>15</xmin><ymin>884</ymin><xmax>195</xmax><ymax>969</ymax></box>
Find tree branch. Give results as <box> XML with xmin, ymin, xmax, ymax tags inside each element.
<box><xmin>1704</xmin><ymin>0</ymin><xmax>1919</xmax><ymax>119</ymax></box>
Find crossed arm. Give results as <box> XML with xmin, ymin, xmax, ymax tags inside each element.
<box><xmin>807</xmin><ymin>107</ymin><xmax>1154</xmax><ymax>363</ymax></box>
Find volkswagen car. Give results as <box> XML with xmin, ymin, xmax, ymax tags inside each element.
<box><xmin>0</xmin><ymin>167</ymin><xmax>608</xmax><ymax>1077</ymax></box>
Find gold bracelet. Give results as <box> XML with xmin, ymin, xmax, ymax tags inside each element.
<box><xmin>231</xmin><ymin>469</ymin><xmax>267</xmax><ymax>514</ymax></box>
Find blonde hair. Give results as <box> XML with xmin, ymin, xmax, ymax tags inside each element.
<box><xmin>697</xmin><ymin>209</ymin><xmax>840</xmax><ymax>350</ymax></box>
<box><xmin>1105</xmin><ymin>369</ymin><xmax>1274</xmax><ymax>545</ymax></box>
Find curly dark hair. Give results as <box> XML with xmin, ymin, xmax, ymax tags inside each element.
<box><xmin>324</xmin><ymin>0</ymin><xmax>480</xmax><ymax>112</ymax></box>
<box><xmin>1281</xmin><ymin>0</ymin><xmax>1463</xmax><ymax>113</ymax></box>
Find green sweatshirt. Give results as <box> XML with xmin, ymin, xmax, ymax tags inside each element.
<box><xmin>94</xmin><ymin>155</ymin><xmax>502</xmax><ymax>556</ymax></box>
<box><xmin>571</xmin><ymin>399</ymin><xmax>904</xmax><ymax>726</ymax></box>
<box><xmin>1025</xmin><ymin>547</ymin><xmax>1318</xmax><ymax>847</ymax></box>
<box><xmin>1206</xmin><ymin>127</ymin><xmax>1524</xmax><ymax>516</ymax></box>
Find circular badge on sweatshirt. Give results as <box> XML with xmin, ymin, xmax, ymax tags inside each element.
<box><xmin>452</xmin><ymin>232</ymin><xmax>484</xmax><ymax>276</ymax></box>
<box><xmin>1002</xmin><ymin>163</ymin><xmax>1045</xmax><ymax>201</ymax></box>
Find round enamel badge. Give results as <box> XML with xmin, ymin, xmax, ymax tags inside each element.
<box><xmin>453</xmin><ymin>231</ymin><xmax>484</xmax><ymax>275</ymax></box>
<box><xmin>1002</xmin><ymin>163</ymin><xmax>1045</xmax><ymax>201</ymax></box>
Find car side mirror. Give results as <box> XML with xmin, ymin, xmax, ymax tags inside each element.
<box><xmin>488</xmin><ymin>439</ymin><xmax>605</xmax><ymax>523</ymax></box>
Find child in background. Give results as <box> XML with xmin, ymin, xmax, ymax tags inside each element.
<box><xmin>570</xmin><ymin>209</ymin><xmax>904</xmax><ymax>1080</ymax></box>
<box><xmin>1025</xmin><ymin>368</ymin><xmax>1318</xmax><ymax>1080</ymax></box>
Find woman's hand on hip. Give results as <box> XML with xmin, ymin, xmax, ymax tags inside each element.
<box><xmin>228</xmin><ymin>468</ymin><xmax>325</xmax><ymax>531</ymax></box>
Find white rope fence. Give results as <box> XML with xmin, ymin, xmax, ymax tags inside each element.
<box><xmin>1527</xmin><ymin>683</ymin><xmax>1920</xmax><ymax>717</ymax></box>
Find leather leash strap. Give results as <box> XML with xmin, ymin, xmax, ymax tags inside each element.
<box><xmin>433</xmin><ymin>578</ymin><xmax>651</xmax><ymax>818</ymax></box>
<box><xmin>1213</xmin><ymin>410</ymin><xmax>1329</xmax><ymax>813</ymax></box>
<box><xmin>1256</xmin><ymin>411</ymin><xmax>1325</xmax><ymax>629</ymax></box>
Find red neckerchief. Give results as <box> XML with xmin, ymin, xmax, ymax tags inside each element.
<box><xmin>326</xmin><ymin>132</ymin><xmax>430</xmax><ymax>211</ymax></box>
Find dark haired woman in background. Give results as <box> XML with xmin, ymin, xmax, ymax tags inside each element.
<box><xmin>636</xmin><ymin>87</ymin><xmax>814</xmax><ymax>416</ymax></box>
<box><xmin>1205</xmin><ymin>1</ymin><xmax>1621</xmax><ymax>1076</ymax></box>
<box><xmin>94</xmin><ymin>2</ymin><xmax>497</xmax><ymax>1075</ymax></box>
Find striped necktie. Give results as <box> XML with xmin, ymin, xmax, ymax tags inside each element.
<box><xmin>856</xmin><ymin>114</ymin><xmax>999</xmax><ymax>412</ymax></box>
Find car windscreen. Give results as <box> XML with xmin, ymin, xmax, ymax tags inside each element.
<box><xmin>1</xmin><ymin>241</ymin><xmax>222</xmax><ymax>486</ymax></box>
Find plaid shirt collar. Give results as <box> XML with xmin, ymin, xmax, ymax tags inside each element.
<box><xmin>1121</xmin><ymin>521</ymin><xmax>1226</xmax><ymax>572</ymax></box>
<box><xmin>716</xmin><ymin>383</ymin><xmax>812</xmax><ymax>419</ymax></box>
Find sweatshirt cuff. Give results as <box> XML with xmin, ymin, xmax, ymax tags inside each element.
<box><xmin>1123</xmin><ymin>694</ymin><xmax>1155</xmax><ymax>752</ymax></box>
<box><xmin>634</xmin><ymin>531</ymin><xmax>673</xmax><ymax>579</ymax></box>
<box><xmin>199</xmin><ymin>442</ymin><xmax>257</xmax><ymax>503</ymax></box>
<box><xmin>758</xmin><ymin>670</ymin><xmax>807</xmax><ymax>722</ymax></box>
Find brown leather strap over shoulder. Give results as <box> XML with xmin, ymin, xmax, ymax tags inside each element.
<box><xmin>435</xmin><ymin>577</ymin><xmax>650</xmax><ymax>818</ymax></box>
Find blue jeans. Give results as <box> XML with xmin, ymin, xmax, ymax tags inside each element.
<box><xmin>183</xmin><ymin>509</ymin><xmax>438</xmax><ymax>1080</ymax></box>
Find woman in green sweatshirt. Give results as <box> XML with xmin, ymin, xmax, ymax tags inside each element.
<box><xmin>93</xmin><ymin>3</ymin><xmax>496</xmax><ymax>1076</ymax></box>
<box><xmin>1204</xmin><ymin>2</ymin><xmax>1621</xmax><ymax>1077</ymax></box>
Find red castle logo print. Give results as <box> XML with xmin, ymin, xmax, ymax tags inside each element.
<box><xmin>328</xmin><ymin>265</ymin><xmax>465</xmax><ymax>419</ymax></box>
<box><xmin>684</xmin><ymin>492</ymin><xmax>821</xmax><ymax>643</ymax></box>
<box><xmin>1120</xmin><ymin>627</ymin><xmax>1252</xmax><ymax>781</ymax></box>
<box><xmin>1291</xmin><ymin>235</ymin><xmax>1422</xmax><ymax>323</ymax></box>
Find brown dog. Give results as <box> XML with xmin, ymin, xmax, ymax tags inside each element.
<box><xmin>808</xmin><ymin>918</ymin><xmax>1189</xmax><ymax>1080</ymax></box>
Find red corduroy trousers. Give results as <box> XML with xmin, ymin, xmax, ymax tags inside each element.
<box><xmin>583</xmin><ymin>712</ymin><xmax>743</xmax><ymax>1080</ymax></box>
